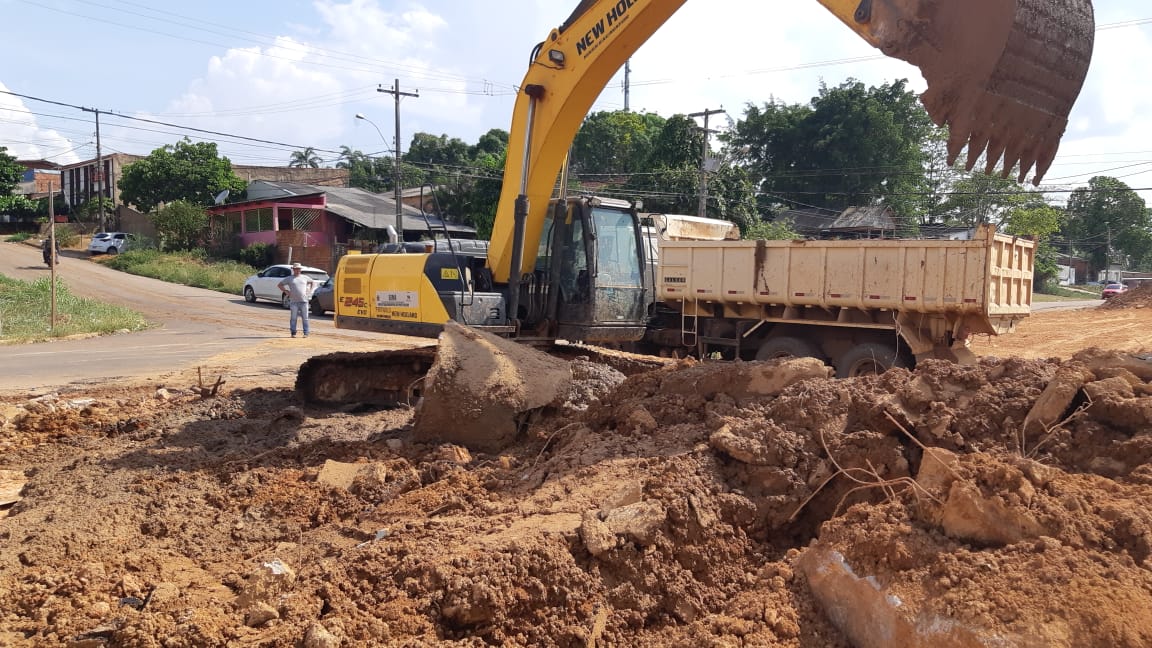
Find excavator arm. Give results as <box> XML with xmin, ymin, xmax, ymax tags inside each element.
<box><xmin>487</xmin><ymin>0</ymin><xmax>1094</xmax><ymax>283</ymax></box>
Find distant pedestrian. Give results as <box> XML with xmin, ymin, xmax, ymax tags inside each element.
<box><xmin>277</xmin><ymin>263</ymin><xmax>317</xmax><ymax>338</ymax></box>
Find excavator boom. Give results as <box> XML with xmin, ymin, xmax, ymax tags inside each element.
<box><xmin>487</xmin><ymin>0</ymin><xmax>1095</xmax><ymax>282</ymax></box>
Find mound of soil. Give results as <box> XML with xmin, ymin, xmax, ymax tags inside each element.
<box><xmin>1</xmin><ymin>350</ymin><xmax>1150</xmax><ymax>647</ymax></box>
<box><xmin>1101</xmin><ymin>283</ymin><xmax>1152</xmax><ymax>310</ymax></box>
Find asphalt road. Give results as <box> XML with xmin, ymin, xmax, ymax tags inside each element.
<box><xmin>0</xmin><ymin>241</ymin><xmax>423</xmax><ymax>395</ymax></box>
<box><xmin>1031</xmin><ymin>299</ymin><xmax>1102</xmax><ymax>311</ymax></box>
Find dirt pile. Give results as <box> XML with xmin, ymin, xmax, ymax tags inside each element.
<box><xmin>1101</xmin><ymin>283</ymin><xmax>1152</xmax><ymax>310</ymax></box>
<box><xmin>1</xmin><ymin>350</ymin><xmax>1150</xmax><ymax>647</ymax></box>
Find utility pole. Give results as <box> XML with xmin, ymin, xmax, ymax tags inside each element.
<box><xmin>377</xmin><ymin>79</ymin><xmax>419</xmax><ymax>239</ymax></box>
<box><xmin>688</xmin><ymin>107</ymin><xmax>725</xmax><ymax>218</ymax></box>
<box><xmin>623</xmin><ymin>59</ymin><xmax>631</xmax><ymax>111</ymax></box>
<box><xmin>48</xmin><ymin>179</ymin><xmax>57</xmax><ymax>329</ymax></box>
<box><xmin>81</xmin><ymin>107</ymin><xmax>106</xmax><ymax>232</ymax></box>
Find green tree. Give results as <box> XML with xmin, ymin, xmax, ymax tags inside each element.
<box><xmin>0</xmin><ymin>147</ymin><xmax>34</xmax><ymax>219</ymax></box>
<box><xmin>407</xmin><ymin>133</ymin><xmax>470</xmax><ymax>168</ymax></box>
<box><xmin>570</xmin><ymin>110</ymin><xmax>665</xmax><ymax>175</ymax></box>
<box><xmin>470</xmin><ymin>129</ymin><xmax>509</xmax><ymax>159</ymax></box>
<box><xmin>726</xmin><ymin>79</ymin><xmax>934</xmax><ymax>212</ymax></box>
<box><xmin>152</xmin><ymin>200</ymin><xmax>208</xmax><ymax>251</ymax></box>
<box><xmin>618</xmin><ymin>115</ymin><xmax>756</xmax><ymax>228</ymax></box>
<box><xmin>1002</xmin><ymin>203</ymin><xmax>1066</xmax><ymax>285</ymax></box>
<box><xmin>434</xmin><ymin>152</ymin><xmax>505</xmax><ymax>239</ymax></box>
<box><xmin>119</xmin><ymin>139</ymin><xmax>247</xmax><ymax>213</ymax></box>
<box><xmin>1122</xmin><ymin>227</ymin><xmax>1152</xmax><ymax>271</ymax></box>
<box><xmin>34</xmin><ymin>192</ymin><xmax>69</xmax><ymax>219</ymax></box>
<box><xmin>74</xmin><ymin>197</ymin><xmax>115</xmax><ymax>224</ymax></box>
<box><xmin>0</xmin><ymin>146</ymin><xmax>24</xmax><ymax>194</ymax></box>
<box><xmin>935</xmin><ymin>168</ymin><xmax>1034</xmax><ymax>228</ymax></box>
<box><xmin>288</xmin><ymin>147</ymin><xmax>322</xmax><ymax>168</ymax></box>
<box><xmin>336</xmin><ymin>145</ymin><xmax>365</xmax><ymax>169</ymax></box>
<box><xmin>0</xmin><ymin>195</ymin><xmax>37</xmax><ymax>219</ymax></box>
<box><xmin>1065</xmin><ymin>176</ymin><xmax>1149</xmax><ymax>275</ymax></box>
<box><xmin>743</xmin><ymin>218</ymin><xmax>800</xmax><ymax>240</ymax></box>
<box><xmin>646</xmin><ymin>114</ymin><xmax>704</xmax><ymax>170</ymax></box>
<box><xmin>336</xmin><ymin>146</ymin><xmax>387</xmax><ymax>192</ymax></box>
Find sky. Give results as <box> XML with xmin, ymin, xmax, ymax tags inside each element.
<box><xmin>2</xmin><ymin>0</ymin><xmax>1151</xmax><ymax>205</ymax></box>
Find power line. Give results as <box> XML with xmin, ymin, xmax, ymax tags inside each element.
<box><xmin>0</xmin><ymin>89</ymin><xmax>346</xmax><ymax>156</ymax></box>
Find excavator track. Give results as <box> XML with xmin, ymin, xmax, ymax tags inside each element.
<box><xmin>296</xmin><ymin>347</ymin><xmax>438</xmax><ymax>407</ymax></box>
<box><xmin>295</xmin><ymin>340</ymin><xmax>672</xmax><ymax>409</ymax></box>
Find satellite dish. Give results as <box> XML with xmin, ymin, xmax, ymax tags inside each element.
<box><xmin>213</xmin><ymin>190</ymin><xmax>230</xmax><ymax>205</ymax></box>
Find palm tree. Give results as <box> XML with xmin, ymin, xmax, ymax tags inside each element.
<box><xmin>288</xmin><ymin>147</ymin><xmax>322</xmax><ymax>168</ymax></box>
<box><xmin>335</xmin><ymin>145</ymin><xmax>363</xmax><ymax>169</ymax></box>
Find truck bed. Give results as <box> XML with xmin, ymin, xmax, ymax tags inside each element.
<box><xmin>656</xmin><ymin>225</ymin><xmax>1034</xmax><ymax>336</ymax></box>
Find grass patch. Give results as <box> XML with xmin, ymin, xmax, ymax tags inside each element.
<box><xmin>0</xmin><ymin>275</ymin><xmax>151</xmax><ymax>343</ymax></box>
<box><xmin>104</xmin><ymin>249</ymin><xmax>258</xmax><ymax>295</ymax></box>
<box><xmin>5</xmin><ymin>232</ymin><xmax>34</xmax><ymax>243</ymax></box>
<box><xmin>1034</xmin><ymin>285</ymin><xmax>1101</xmax><ymax>301</ymax></box>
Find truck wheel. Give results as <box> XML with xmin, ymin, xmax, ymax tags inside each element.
<box><xmin>755</xmin><ymin>336</ymin><xmax>821</xmax><ymax>361</ymax></box>
<box><xmin>835</xmin><ymin>343</ymin><xmax>909</xmax><ymax>378</ymax></box>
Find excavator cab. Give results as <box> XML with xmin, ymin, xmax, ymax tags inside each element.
<box><xmin>536</xmin><ymin>196</ymin><xmax>648</xmax><ymax>343</ymax></box>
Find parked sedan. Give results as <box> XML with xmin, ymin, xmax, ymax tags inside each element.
<box><xmin>1101</xmin><ymin>282</ymin><xmax>1128</xmax><ymax>299</ymax></box>
<box><xmin>88</xmin><ymin>232</ymin><xmax>134</xmax><ymax>255</ymax></box>
<box><xmin>243</xmin><ymin>264</ymin><xmax>329</xmax><ymax>308</ymax></box>
<box><xmin>310</xmin><ymin>277</ymin><xmax>335</xmax><ymax>315</ymax></box>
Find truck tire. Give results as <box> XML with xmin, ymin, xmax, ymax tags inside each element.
<box><xmin>755</xmin><ymin>336</ymin><xmax>821</xmax><ymax>361</ymax></box>
<box><xmin>834</xmin><ymin>343</ymin><xmax>909</xmax><ymax>378</ymax></box>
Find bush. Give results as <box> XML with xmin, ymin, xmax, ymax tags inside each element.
<box><xmin>106</xmin><ymin>249</ymin><xmax>257</xmax><ymax>294</ymax></box>
<box><xmin>152</xmin><ymin>200</ymin><xmax>208</xmax><ymax>251</ymax></box>
<box><xmin>6</xmin><ymin>232</ymin><xmax>33</xmax><ymax>242</ymax></box>
<box><xmin>39</xmin><ymin>224</ymin><xmax>80</xmax><ymax>248</ymax></box>
<box><xmin>236</xmin><ymin>243</ymin><xmax>275</xmax><ymax>268</ymax></box>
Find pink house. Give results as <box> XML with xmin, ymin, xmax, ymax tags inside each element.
<box><xmin>208</xmin><ymin>180</ymin><xmax>475</xmax><ymax>272</ymax></box>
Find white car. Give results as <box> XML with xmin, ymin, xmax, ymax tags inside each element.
<box><xmin>243</xmin><ymin>264</ymin><xmax>329</xmax><ymax>308</ymax></box>
<box><xmin>88</xmin><ymin>232</ymin><xmax>134</xmax><ymax>255</ymax></box>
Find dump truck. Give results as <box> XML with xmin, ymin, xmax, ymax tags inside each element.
<box><xmin>643</xmin><ymin>224</ymin><xmax>1035</xmax><ymax>376</ymax></box>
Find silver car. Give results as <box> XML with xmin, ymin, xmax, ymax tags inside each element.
<box><xmin>242</xmin><ymin>264</ymin><xmax>329</xmax><ymax>308</ymax></box>
<box><xmin>310</xmin><ymin>277</ymin><xmax>335</xmax><ymax>315</ymax></box>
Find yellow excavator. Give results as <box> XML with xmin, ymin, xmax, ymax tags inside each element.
<box><xmin>297</xmin><ymin>0</ymin><xmax>1095</xmax><ymax>406</ymax></box>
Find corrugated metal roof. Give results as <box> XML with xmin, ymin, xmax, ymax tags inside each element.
<box><xmin>832</xmin><ymin>206</ymin><xmax>897</xmax><ymax>230</ymax></box>
<box><xmin>778</xmin><ymin>208</ymin><xmax>840</xmax><ymax>234</ymax></box>
<box><xmin>246</xmin><ymin>180</ymin><xmax>475</xmax><ymax>235</ymax></box>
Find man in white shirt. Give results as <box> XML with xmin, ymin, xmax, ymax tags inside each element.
<box><xmin>277</xmin><ymin>263</ymin><xmax>317</xmax><ymax>338</ymax></box>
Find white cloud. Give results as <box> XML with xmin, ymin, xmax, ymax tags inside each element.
<box><xmin>0</xmin><ymin>83</ymin><xmax>82</xmax><ymax>164</ymax></box>
<box><xmin>1039</xmin><ymin>22</ymin><xmax>1152</xmax><ymax>200</ymax></box>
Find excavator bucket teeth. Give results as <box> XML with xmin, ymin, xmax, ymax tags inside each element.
<box><xmin>867</xmin><ymin>0</ymin><xmax>1094</xmax><ymax>185</ymax></box>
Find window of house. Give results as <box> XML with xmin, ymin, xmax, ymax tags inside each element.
<box><xmin>244</xmin><ymin>207</ymin><xmax>274</xmax><ymax>232</ymax></box>
<box><xmin>292</xmin><ymin>208</ymin><xmax>321</xmax><ymax>231</ymax></box>
<box><xmin>222</xmin><ymin>211</ymin><xmax>242</xmax><ymax>234</ymax></box>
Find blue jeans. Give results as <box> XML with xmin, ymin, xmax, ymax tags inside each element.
<box><xmin>288</xmin><ymin>301</ymin><xmax>309</xmax><ymax>336</ymax></box>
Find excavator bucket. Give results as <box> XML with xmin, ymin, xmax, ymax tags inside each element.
<box><xmin>411</xmin><ymin>322</ymin><xmax>573</xmax><ymax>453</ymax></box>
<box><xmin>847</xmin><ymin>0</ymin><xmax>1094</xmax><ymax>184</ymax></box>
